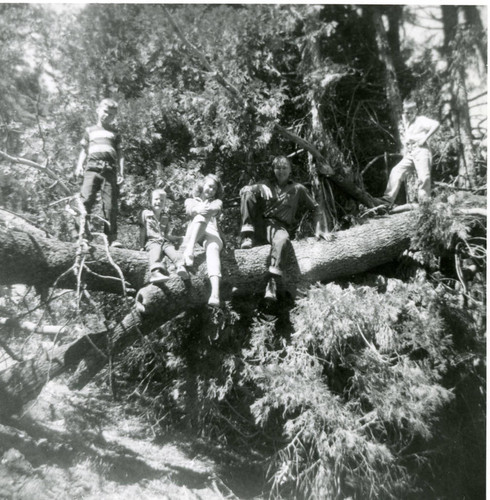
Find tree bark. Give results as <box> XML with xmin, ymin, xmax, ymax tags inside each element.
<box><xmin>0</xmin><ymin>210</ymin><xmax>419</xmax><ymax>416</ymax></box>
<box><xmin>371</xmin><ymin>7</ymin><xmax>403</xmax><ymax>149</ymax></box>
<box><xmin>0</xmin><ymin>209</ymin><xmax>148</xmax><ymax>294</ymax></box>
<box><xmin>462</xmin><ymin>6</ymin><xmax>487</xmax><ymax>69</ymax></box>
<box><xmin>441</xmin><ymin>5</ymin><xmax>477</xmax><ymax>188</ymax></box>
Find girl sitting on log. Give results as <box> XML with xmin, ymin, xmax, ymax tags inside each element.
<box><xmin>181</xmin><ymin>174</ymin><xmax>225</xmax><ymax>308</ymax></box>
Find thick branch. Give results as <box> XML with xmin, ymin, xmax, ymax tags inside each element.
<box><xmin>0</xmin><ymin>150</ymin><xmax>72</xmax><ymax>196</ymax></box>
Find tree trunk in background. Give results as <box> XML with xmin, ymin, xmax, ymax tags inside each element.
<box><xmin>441</xmin><ymin>5</ymin><xmax>477</xmax><ymax>188</ymax></box>
<box><xmin>462</xmin><ymin>6</ymin><xmax>487</xmax><ymax>69</ymax></box>
<box><xmin>386</xmin><ymin>6</ymin><xmax>403</xmax><ymax>67</ymax></box>
<box><xmin>371</xmin><ymin>6</ymin><xmax>402</xmax><ymax>150</ymax></box>
<box><xmin>305</xmin><ymin>35</ymin><xmax>342</xmax><ymax>235</ymax></box>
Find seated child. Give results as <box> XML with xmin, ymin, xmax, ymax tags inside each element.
<box><xmin>181</xmin><ymin>174</ymin><xmax>224</xmax><ymax>307</ymax></box>
<box><xmin>140</xmin><ymin>188</ymin><xmax>189</xmax><ymax>284</ymax></box>
<box><xmin>239</xmin><ymin>155</ymin><xmax>318</xmax><ymax>301</ymax></box>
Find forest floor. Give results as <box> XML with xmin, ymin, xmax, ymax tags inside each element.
<box><xmin>0</xmin><ymin>378</ymin><xmax>261</xmax><ymax>500</ymax></box>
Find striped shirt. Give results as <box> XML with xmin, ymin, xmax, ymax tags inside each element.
<box><xmin>80</xmin><ymin>124</ymin><xmax>121</xmax><ymax>163</ymax></box>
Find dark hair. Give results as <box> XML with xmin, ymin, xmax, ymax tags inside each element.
<box><xmin>193</xmin><ymin>174</ymin><xmax>223</xmax><ymax>200</ymax></box>
<box><xmin>272</xmin><ymin>156</ymin><xmax>292</xmax><ymax>170</ymax></box>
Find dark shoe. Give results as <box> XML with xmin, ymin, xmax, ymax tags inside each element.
<box><xmin>240</xmin><ymin>236</ymin><xmax>253</xmax><ymax>249</ymax></box>
<box><xmin>264</xmin><ymin>278</ymin><xmax>277</xmax><ymax>301</ymax></box>
<box><xmin>150</xmin><ymin>270</ymin><xmax>170</xmax><ymax>284</ymax></box>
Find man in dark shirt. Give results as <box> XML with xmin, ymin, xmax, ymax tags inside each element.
<box><xmin>239</xmin><ymin>156</ymin><xmax>318</xmax><ymax>300</ymax></box>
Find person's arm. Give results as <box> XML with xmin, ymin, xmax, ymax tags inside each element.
<box><xmin>300</xmin><ymin>185</ymin><xmax>319</xmax><ymax>212</ymax></box>
<box><xmin>117</xmin><ymin>155</ymin><xmax>125</xmax><ymax>184</ymax></box>
<box><xmin>207</xmin><ymin>199</ymin><xmax>223</xmax><ymax>216</ymax></box>
<box><xmin>417</xmin><ymin>117</ymin><xmax>440</xmax><ymax>147</ymax></box>
<box><xmin>298</xmin><ymin>185</ymin><xmax>322</xmax><ymax>238</ymax></box>
<box><xmin>240</xmin><ymin>181</ymin><xmax>273</xmax><ymax>200</ymax></box>
<box><xmin>75</xmin><ymin>149</ymin><xmax>87</xmax><ymax>178</ymax></box>
<box><xmin>185</xmin><ymin>198</ymin><xmax>204</xmax><ymax>217</ymax></box>
<box><xmin>116</xmin><ymin>135</ymin><xmax>124</xmax><ymax>184</ymax></box>
<box><xmin>139</xmin><ymin>211</ymin><xmax>147</xmax><ymax>251</ymax></box>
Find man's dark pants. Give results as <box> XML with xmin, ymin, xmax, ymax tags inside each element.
<box><xmin>80</xmin><ymin>165</ymin><xmax>118</xmax><ymax>243</ymax></box>
<box><xmin>240</xmin><ymin>190</ymin><xmax>290</xmax><ymax>276</ymax></box>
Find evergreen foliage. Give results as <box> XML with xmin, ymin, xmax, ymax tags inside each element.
<box><xmin>0</xmin><ymin>4</ymin><xmax>486</xmax><ymax>499</ymax></box>
<box><xmin>115</xmin><ymin>271</ymin><xmax>484</xmax><ymax>498</ymax></box>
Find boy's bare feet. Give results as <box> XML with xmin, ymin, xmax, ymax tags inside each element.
<box><xmin>208</xmin><ymin>295</ymin><xmax>220</xmax><ymax>308</ymax></box>
<box><xmin>264</xmin><ymin>277</ymin><xmax>277</xmax><ymax>301</ymax></box>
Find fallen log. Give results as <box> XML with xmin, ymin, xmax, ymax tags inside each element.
<box><xmin>0</xmin><ymin>208</ymin><xmax>148</xmax><ymax>294</ymax></box>
<box><xmin>0</xmin><ymin>211</ymin><xmax>417</xmax><ymax>417</ymax></box>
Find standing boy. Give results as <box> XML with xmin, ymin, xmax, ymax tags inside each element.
<box><xmin>239</xmin><ymin>156</ymin><xmax>318</xmax><ymax>301</ymax></box>
<box><xmin>75</xmin><ymin>98</ymin><xmax>124</xmax><ymax>247</ymax></box>
<box><xmin>382</xmin><ymin>100</ymin><xmax>440</xmax><ymax>205</ymax></box>
<box><xmin>140</xmin><ymin>189</ymin><xmax>189</xmax><ymax>284</ymax></box>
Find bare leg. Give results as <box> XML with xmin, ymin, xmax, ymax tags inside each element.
<box><xmin>205</xmin><ymin>236</ymin><xmax>222</xmax><ymax>307</ymax></box>
<box><xmin>182</xmin><ymin>219</ymin><xmax>207</xmax><ymax>266</ymax></box>
<box><xmin>208</xmin><ymin>275</ymin><xmax>220</xmax><ymax>307</ymax></box>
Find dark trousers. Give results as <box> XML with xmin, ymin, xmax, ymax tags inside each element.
<box><xmin>145</xmin><ymin>239</ymin><xmax>180</xmax><ymax>272</ymax></box>
<box><xmin>80</xmin><ymin>168</ymin><xmax>118</xmax><ymax>242</ymax></box>
<box><xmin>240</xmin><ymin>190</ymin><xmax>290</xmax><ymax>276</ymax></box>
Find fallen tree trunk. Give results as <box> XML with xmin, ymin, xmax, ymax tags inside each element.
<box><xmin>0</xmin><ymin>211</ymin><xmax>417</xmax><ymax>417</ymax></box>
<box><xmin>0</xmin><ymin>209</ymin><xmax>148</xmax><ymax>294</ymax></box>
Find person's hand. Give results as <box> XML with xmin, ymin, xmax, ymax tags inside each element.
<box><xmin>259</xmin><ymin>184</ymin><xmax>273</xmax><ymax>200</ymax></box>
<box><xmin>239</xmin><ymin>185</ymin><xmax>253</xmax><ymax>196</ymax></box>
<box><xmin>117</xmin><ymin>175</ymin><xmax>124</xmax><ymax>185</ymax></box>
<box><xmin>416</xmin><ymin>138</ymin><xmax>427</xmax><ymax>147</ymax></box>
<box><xmin>197</xmin><ymin>203</ymin><xmax>211</xmax><ymax>217</ymax></box>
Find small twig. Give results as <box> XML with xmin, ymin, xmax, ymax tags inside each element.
<box><xmin>48</xmin><ymin>195</ymin><xmax>77</xmax><ymax>208</ymax></box>
<box><xmin>361</xmin><ymin>153</ymin><xmax>402</xmax><ymax>176</ymax></box>
<box><xmin>0</xmin><ymin>317</ymin><xmax>67</xmax><ymax>336</ymax></box>
<box><xmin>356</xmin><ymin>324</ymin><xmax>387</xmax><ymax>363</ymax></box>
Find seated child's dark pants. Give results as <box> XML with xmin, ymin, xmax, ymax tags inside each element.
<box><xmin>80</xmin><ymin>160</ymin><xmax>118</xmax><ymax>242</ymax></box>
<box><xmin>145</xmin><ymin>239</ymin><xmax>180</xmax><ymax>272</ymax></box>
<box><xmin>240</xmin><ymin>190</ymin><xmax>291</xmax><ymax>276</ymax></box>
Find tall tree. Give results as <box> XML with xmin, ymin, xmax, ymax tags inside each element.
<box><xmin>441</xmin><ymin>5</ymin><xmax>478</xmax><ymax>187</ymax></box>
<box><xmin>370</xmin><ymin>6</ymin><xmax>403</xmax><ymax>149</ymax></box>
